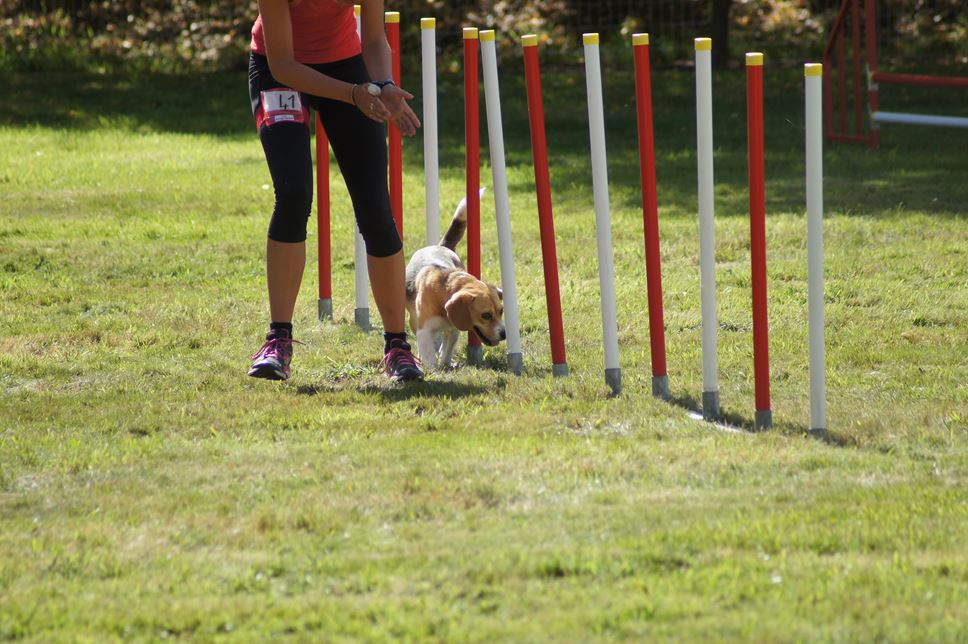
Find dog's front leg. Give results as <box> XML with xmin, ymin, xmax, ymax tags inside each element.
<box><xmin>416</xmin><ymin>327</ymin><xmax>439</xmax><ymax>371</ymax></box>
<box><xmin>439</xmin><ymin>328</ymin><xmax>460</xmax><ymax>369</ymax></box>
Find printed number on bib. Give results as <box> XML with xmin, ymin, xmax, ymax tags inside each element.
<box><xmin>256</xmin><ymin>88</ymin><xmax>309</xmax><ymax>129</ymax></box>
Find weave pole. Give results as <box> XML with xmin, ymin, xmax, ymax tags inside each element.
<box><xmin>746</xmin><ymin>52</ymin><xmax>772</xmax><ymax>431</ymax></box>
<box><xmin>583</xmin><ymin>33</ymin><xmax>621</xmax><ymax>396</ymax></box>
<box><xmin>522</xmin><ymin>35</ymin><xmax>568</xmax><ymax>377</ymax></box>
<box><xmin>463</xmin><ymin>28</ymin><xmax>483</xmax><ymax>366</ymax></box>
<box><xmin>315</xmin><ymin>115</ymin><xmax>332</xmax><ymax>321</ymax></box>
<box><xmin>632</xmin><ymin>33</ymin><xmax>669</xmax><ymax>400</ymax></box>
<box><xmin>384</xmin><ymin>11</ymin><xmax>403</xmax><ymax>238</ymax></box>
<box><xmin>695</xmin><ymin>37</ymin><xmax>719</xmax><ymax>420</ymax></box>
<box><xmin>480</xmin><ymin>30</ymin><xmax>523</xmax><ymax>375</ymax></box>
<box><xmin>354</xmin><ymin>224</ymin><xmax>370</xmax><ymax>330</ymax></box>
<box><xmin>421</xmin><ymin>17</ymin><xmax>440</xmax><ymax>245</ymax></box>
<box><xmin>805</xmin><ymin>63</ymin><xmax>827</xmax><ymax>436</ymax></box>
<box><xmin>351</xmin><ymin>5</ymin><xmax>368</xmax><ymax>330</ymax></box>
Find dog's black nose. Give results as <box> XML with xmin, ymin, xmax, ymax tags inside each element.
<box><xmin>499</xmin><ymin>329</ymin><xmax>506</xmax><ymax>340</ymax></box>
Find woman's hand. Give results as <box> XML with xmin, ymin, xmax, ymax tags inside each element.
<box><xmin>351</xmin><ymin>83</ymin><xmax>392</xmax><ymax>123</ymax></box>
<box><xmin>379</xmin><ymin>84</ymin><xmax>421</xmax><ymax>137</ymax></box>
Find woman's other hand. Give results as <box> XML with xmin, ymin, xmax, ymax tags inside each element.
<box><xmin>379</xmin><ymin>84</ymin><xmax>421</xmax><ymax>137</ymax></box>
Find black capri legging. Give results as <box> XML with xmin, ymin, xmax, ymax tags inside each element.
<box><xmin>248</xmin><ymin>52</ymin><xmax>401</xmax><ymax>257</ymax></box>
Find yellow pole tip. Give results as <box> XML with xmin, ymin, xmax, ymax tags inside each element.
<box><xmin>463</xmin><ymin>27</ymin><xmax>479</xmax><ymax>40</ymax></box>
<box><xmin>746</xmin><ymin>52</ymin><xmax>764</xmax><ymax>66</ymax></box>
<box><xmin>421</xmin><ymin>18</ymin><xmax>435</xmax><ymax>29</ymax></box>
<box><xmin>353</xmin><ymin>4</ymin><xmax>360</xmax><ymax>15</ymax></box>
<box><xmin>632</xmin><ymin>33</ymin><xmax>650</xmax><ymax>46</ymax></box>
<box><xmin>805</xmin><ymin>63</ymin><xmax>823</xmax><ymax>76</ymax></box>
<box><xmin>695</xmin><ymin>38</ymin><xmax>712</xmax><ymax>51</ymax></box>
<box><xmin>583</xmin><ymin>33</ymin><xmax>600</xmax><ymax>46</ymax></box>
<box><xmin>480</xmin><ymin>30</ymin><xmax>496</xmax><ymax>42</ymax></box>
<box><xmin>521</xmin><ymin>34</ymin><xmax>538</xmax><ymax>47</ymax></box>
<box><xmin>384</xmin><ymin>11</ymin><xmax>399</xmax><ymax>23</ymax></box>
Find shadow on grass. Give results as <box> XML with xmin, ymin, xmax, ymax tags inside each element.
<box><xmin>292</xmin><ymin>377</ymin><xmax>491</xmax><ymax>401</ymax></box>
<box><xmin>666</xmin><ymin>391</ymin><xmax>753</xmax><ymax>433</ymax></box>
<box><xmin>365</xmin><ymin>379</ymin><xmax>492</xmax><ymax>402</ymax></box>
<box><xmin>0</xmin><ymin>68</ymin><xmax>252</xmax><ymax>137</ymax></box>
<box><xmin>665</xmin><ymin>390</ymin><xmax>844</xmax><ymax>444</ymax></box>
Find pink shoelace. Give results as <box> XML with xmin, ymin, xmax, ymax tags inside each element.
<box><xmin>379</xmin><ymin>346</ymin><xmax>421</xmax><ymax>374</ymax></box>
<box><xmin>251</xmin><ymin>336</ymin><xmax>295</xmax><ymax>362</ymax></box>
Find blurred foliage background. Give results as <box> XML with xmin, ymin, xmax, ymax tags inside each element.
<box><xmin>1</xmin><ymin>1</ymin><xmax>966</xmax><ymax>73</ymax></box>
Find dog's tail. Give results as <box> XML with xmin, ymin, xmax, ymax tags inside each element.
<box><xmin>440</xmin><ymin>187</ymin><xmax>486</xmax><ymax>251</ymax></box>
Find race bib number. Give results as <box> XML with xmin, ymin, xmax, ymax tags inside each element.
<box><xmin>256</xmin><ymin>88</ymin><xmax>309</xmax><ymax>130</ymax></box>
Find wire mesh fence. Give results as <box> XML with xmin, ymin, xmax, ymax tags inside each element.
<box><xmin>4</xmin><ymin>1</ymin><xmax>966</xmax><ymax>70</ymax></box>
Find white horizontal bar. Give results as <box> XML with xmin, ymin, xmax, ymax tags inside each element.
<box><xmin>873</xmin><ymin>111</ymin><xmax>968</xmax><ymax>128</ymax></box>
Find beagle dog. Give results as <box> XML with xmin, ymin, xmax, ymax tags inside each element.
<box><xmin>405</xmin><ymin>191</ymin><xmax>506</xmax><ymax>370</ymax></box>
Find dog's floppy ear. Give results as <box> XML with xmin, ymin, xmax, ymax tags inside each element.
<box><xmin>487</xmin><ymin>283</ymin><xmax>503</xmax><ymax>300</ymax></box>
<box><xmin>445</xmin><ymin>289</ymin><xmax>475</xmax><ymax>331</ymax></box>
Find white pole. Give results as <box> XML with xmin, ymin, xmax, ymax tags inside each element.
<box><xmin>805</xmin><ymin>63</ymin><xmax>826</xmax><ymax>435</ymax></box>
<box><xmin>480</xmin><ymin>31</ymin><xmax>523</xmax><ymax>375</ymax></box>
<box><xmin>354</xmin><ymin>225</ymin><xmax>370</xmax><ymax>331</ymax></box>
<box><xmin>872</xmin><ymin>110</ymin><xmax>968</xmax><ymax>128</ymax></box>
<box><xmin>353</xmin><ymin>4</ymin><xmax>369</xmax><ymax>331</ymax></box>
<box><xmin>421</xmin><ymin>18</ymin><xmax>440</xmax><ymax>245</ymax></box>
<box><xmin>695</xmin><ymin>37</ymin><xmax>719</xmax><ymax>420</ymax></box>
<box><xmin>583</xmin><ymin>33</ymin><xmax>621</xmax><ymax>396</ymax></box>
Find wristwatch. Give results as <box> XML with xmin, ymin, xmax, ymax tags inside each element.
<box><xmin>373</xmin><ymin>79</ymin><xmax>396</xmax><ymax>90</ymax></box>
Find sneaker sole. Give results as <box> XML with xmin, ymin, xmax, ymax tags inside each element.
<box><xmin>391</xmin><ymin>369</ymin><xmax>424</xmax><ymax>382</ymax></box>
<box><xmin>248</xmin><ymin>364</ymin><xmax>290</xmax><ymax>381</ymax></box>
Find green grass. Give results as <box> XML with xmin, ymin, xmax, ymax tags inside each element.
<box><xmin>1</xmin><ymin>59</ymin><xmax>967</xmax><ymax>641</ymax></box>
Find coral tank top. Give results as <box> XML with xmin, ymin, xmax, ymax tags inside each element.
<box><xmin>251</xmin><ymin>0</ymin><xmax>362</xmax><ymax>64</ymax></box>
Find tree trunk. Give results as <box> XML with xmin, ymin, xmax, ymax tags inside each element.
<box><xmin>711</xmin><ymin>0</ymin><xmax>732</xmax><ymax>69</ymax></box>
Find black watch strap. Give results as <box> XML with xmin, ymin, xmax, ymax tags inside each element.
<box><xmin>374</xmin><ymin>79</ymin><xmax>396</xmax><ymax>89</ymax></box>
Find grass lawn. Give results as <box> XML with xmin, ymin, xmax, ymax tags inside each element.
<box><xmin>1</xmin><ymin>49</ymin><xmax>967</xmax><ymax>640</ymax></box>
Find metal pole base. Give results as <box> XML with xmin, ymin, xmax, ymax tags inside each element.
<box><xmin>755</xmin><ymin>409</ymin><xmax>773</xmax><ymax>431</ymax></box>
<box><xmin>354</xmin><ymin>308</ymin><xmax>370</xmax><ymax>332</ymax></box>
<box><xmin>467</xmin><ymin>344</ymin><xmax>484</xmax><ymax>367</ymax></box>
<box><xmin>507</xmin><ymin>352</ymin><xmax>523</xmax><ymax>376</ymax></box>
<box><xmin>317</xmin><ymin>298</ymin><xmax>332</xmax><ymax>321</ymax></box>
<box><xmin>552</xmin><ymin>363</ymin><xmax>569</xmax><ymax>377</ymax></box>
<box><xmin>702</xmin><ymin>390</ymin><xmax>720</xmax><ymax>422</ymax></box>
<box><xmin>605</xmin><ymin>368</ymin><xmax>622</xmax><ymax>397</ymax></box>
<box><xmin>652</xmin><ymin>374</ymin><xmax>670</xmax><ymax>400</ymax></box>
<box><xmin>809</xmin><ymin>427</ymin><xmax>827</xmax><ymax>439</ymax></box>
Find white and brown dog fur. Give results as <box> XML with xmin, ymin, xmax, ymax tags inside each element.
<box><xmin>405</xmin><ymin>191</ymin><xmax>505</xmax><ymax>370</ymax></box>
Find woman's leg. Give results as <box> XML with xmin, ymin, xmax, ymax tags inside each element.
<box><xmin>366</xmin><ymin>251</ymin><xmax>405</xmax><ymax>334</ymax></box>
<box><xmin>267</xmin><ymin>238</ymin><xmax>306</xmax><ymax>323</ymax></box>
<box><xmin>312</xmin><ymin>60</ymin><xmax>406</xmax><ymax>336</ymax></box>
<box><xmin>311</xmin><ymin>57</ymin><xmax>421</xmax><ymax>379</ymax></box>
<box><xmin>250</xmin><ymin>54</ymin><xmax>315</xmax><ymax>325</ymax></box>
<box><xmin>259</xmin><ymin>121</ymin><xmax>314</xmax><ymax>324</ymax></box>
<box><xmin>247</xmin><ymin>53</ymin><xmax>314</xmax><ymax>379</ymax></box>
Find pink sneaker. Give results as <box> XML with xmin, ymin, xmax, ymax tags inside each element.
<box><xmin>379</xmin><ymin>338</ymin><xmax>424</xmax><ymax>382</ymax></box>
<box><xmin>248</xmin><ymin>331</ymin><xmax>294</xmax><ymax>380</ymax></box>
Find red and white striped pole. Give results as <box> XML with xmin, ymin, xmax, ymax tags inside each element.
<box><xmin>632</xmin><ymin>33</ymin><xmax>669</xmax><ymax>399</ymax></box>
<box><xmin>522</xmin><ymin>34</ymin><xmax>568</xmax><ymax>377</ymax></box>
<box><xmin>316</xmin><ymin>115</ymin><xmax>332</xmax><ymax>321</ymax></box>
<box><xmin>386</xmin><ymin>11</ymin><xmax>403</xmax><ymax>237</ymax></box>
<box><xmin>746</xmin><ymin>52</ymin><xmax>772</xmax><ymax>431</ymax></box>
<box><xmin>463</xmin><ymin>27</ymin><xmax>482</xmax><ymax>366</ymax></box>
